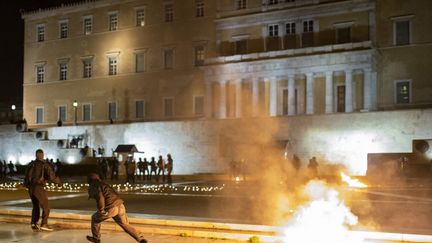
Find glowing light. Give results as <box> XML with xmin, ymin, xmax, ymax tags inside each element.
<box><xmin>340</xmin><ymin>172</ymin><xmax>368</xmax><ymax>188</ymax></box>
<box><xmin>7</xmin><ymin>155</ymin><xmax>16</xmax><ymax>163</ymax></box>
<box><xmin>235</xmin><ymin>176</ymin><xmax>240</xmax><ymax>182</ymax></box>
<box><xmin>66</xmin><ymin>156</ymin><xmax>77</xmax><ymax>164</ymax></box>
<box><xmin>282</xmin><ymin>181</ymin><xmax>366</xmax><ymax>243</ymax></box>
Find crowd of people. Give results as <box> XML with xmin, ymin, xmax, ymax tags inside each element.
<box><xmin>0</xmin><ymin>158</ymin><xmax>61</xmax><ymax>180</ymax></box>
<box><xmin>96</xmin><ymin>153</ymin><xmax>174</xmax><ymax>184</ymax></box>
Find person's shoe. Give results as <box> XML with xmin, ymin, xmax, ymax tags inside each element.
<box><xmin>30</xmin><ymin>223</ymin><xmax>40</xmax><ymax>232</ymax></box>
<box><xmin>39</xmin><ymin>224</ymin><xmax>54</xmax><ymax>231</ymax></box>
<box><xmin>139</xmin><ymin>239</ymin><xmax>148</xmax><ymax>243</ymax></box>
<box><xmin>86</xmin><ymin>235</ymin><xmax>101</xmax><ymax>243</ymax></box>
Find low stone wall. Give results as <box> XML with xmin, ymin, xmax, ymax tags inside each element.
<box><xmin>0</xmin><ymin>109</ymin><xmax>431</xmax><ymax>175</ymax></box>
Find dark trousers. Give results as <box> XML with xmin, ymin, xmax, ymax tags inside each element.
<box><xmin>28</xmin><ymin>185</ymin><xmax>50</xmax><ymax>225</ymax></box>
<box><xmin>91</xmin><ymin>204</ymin><xmax>144</xmax><ymax>242</ymax></box>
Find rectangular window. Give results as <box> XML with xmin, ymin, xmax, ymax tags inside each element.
<box><xmin>268</xmin><ymin>0</ymin><xmax>279</xmax><ymax>5</ymax></box>
<box><xmin>59</xmin><ymin>22</ymin><xmax>68</xmax><ymax>39</ymax></box>
<box><xmin>336</xmin><ymin>26</ymin><xmax>351</xmax><ymax>44</ymax></box>
<box><xmin>37</xmin><ymin>25</ymin><xmax>45</xmax><ymax>42</ymax></box>
<box><xmin>109</xmin><ymin>57</ymin><xmax>118</xmax><ymax>75</ymax></box>
<box><xmin>36</xmin><ymin>107</ymin><xmax>44</xmax><ymax>124</ymax></box>
<box><xmin>164</xmin><ymin>98</ymin><xmax>174</xmax><ymax>117</ymax></box>
<box><xmin>58</xmin><ymin>106</ymin><xmax>66</xmax><ymax>122</ymax></box>
<box><xmin>36</xmin><ymin>65</ymin><xmax>45</xmax><ymax>83</ymax></box>
<box><xmin>84</xmin><ymin>17</ymin><xmax>92</xmax><ymax>35</ymax></box>
<box><xmin>165</xmin><ymin>4</ymin><xmax>174</xmax><ymax>22</ymax></box>
<box><xmin>194</xmin><ymin>96</ymin><xmax>204</xmax><ymax>116</ymax></box>
<box><xmin>108</xmin><ymin>102</ymin><xmax>117</xmax><ymax>120</ymax></box>
<box><xmin>395</xmin><ymin>80</ymin><xmax>411</xmax><ymax>104</ymax></box>
<box><xmin>395</xmin><ymin>20</ymin><xmax>410</xmax><ymax>46</ymax></box>
<box><xmin>136</xmin><ymin>100</ymin><xmax>145</xmax><ymax>118</ymax></box>
<box><xmin>237</xmin><ymin>0</ymin><xmax>247</xmax><ymax>9</ymax></box>
<box><xmin>136</xmin><ymin>9</ymin><xmax>145</xmax><ymax>27</ymax></box>
<box><xmin>83</xmin><ymin>59</ymin><xmax>92</xmax><ymax>78</ymax></box>
<box><xmin>196</xmin><ymin>0</ymin><xmax>204</xmax><ymax>17</ymax></box>
<box><xmin>59</xmin><ymin>63</ymin><xmax>68</xmax><ymax>80</ymax></box>
<box><xmin>268</xmin><ymin>24</ymin><xmax>279</xmax><ymax>37</ymax></box>
<box><xmin>109</xmin><ymin>13</ymin><xmax>118</xmax><ymax>31</ymax></box>
<box><xmin>194</xmin><ymin>46</ymin><xmax>205</xmax><ymax>66</ymax></box>
<box><xmin>83</xmin><ymin>104</ymin><xmax>91</xmax><ymax>121</ymax></box>
<box><xmin>135</xmin><ymin>52</ymin><xmax>145</xmax><ymax>72</ymax></box>
<box><xmin>286</xmin><ymin>22</ymin><xmax>296</xmax><ymax>35</ymax></box>
<box><xmin>303</xmin><ymin>20</ymin><xmax>314</xmax><ymax>32</ymax></box>
<box><xmin>164</xmin><ymin>49</ymin><xmax>174</xmax><ymax>69</ymax></box>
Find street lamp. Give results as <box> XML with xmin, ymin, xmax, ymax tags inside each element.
<box><xmin>73</xmin><ymin>100</ymin><xmax>78</xmax><ymax>125</ymax></box>
<box><xmin>10</xmin><ymin>104</ymin><xmax>16</xmax><ymax>123</ymax></box>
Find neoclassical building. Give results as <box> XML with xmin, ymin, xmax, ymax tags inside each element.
<box><xmin>21</xmin><ymin>0</ymin><xmax>432</xmax><ymax>126</ymax></box>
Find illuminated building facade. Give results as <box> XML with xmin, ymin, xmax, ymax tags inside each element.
<box><xmin>15</xmin><ymin>0</ymin><xmax>432</xmax><ymax>174</ymax></box>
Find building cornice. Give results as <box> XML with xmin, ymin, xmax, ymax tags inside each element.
<box><xmin>21</xmin><ymin>0</ymin><xmax>137</xmax><ymax>21</ymax></box>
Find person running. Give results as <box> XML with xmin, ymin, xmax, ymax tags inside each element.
<box><xmin>24</xmin><ymin>149</ymin><xmax>61</xmax><ymax>232</ymax></box>
<box><xmin>86</xmin><ymin>173</ymin><xmax>147</xmax><ymax>243</ymax></box>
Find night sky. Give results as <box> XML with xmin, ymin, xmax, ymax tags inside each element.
<box><xmin>1</xmin><ymin>1</ymin><xmax>83</xmax><ymax>104</ymax></box>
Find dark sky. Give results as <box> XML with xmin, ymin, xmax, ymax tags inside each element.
<box><xmin>1</xmin><ymin>1</ymin><xmax>83</xmax><ymax>104</ymax></box>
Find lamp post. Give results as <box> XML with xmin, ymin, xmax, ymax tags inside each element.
<box><xmin>10</xmin><ymin>104</ymin><xmax>16</xmax><ymax>124</ymax></box>
<box><xmin>73</xmin><ymin>100</ymin><xmax>78</xmax><ymax>125</ymax></box>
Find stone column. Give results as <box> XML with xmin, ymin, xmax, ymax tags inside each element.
<box><xmin>205</xmin><ymin>81</ymin><xmax>213</xmax><ymax>118</ymax></box>
<box><xmin>219</xmin><ymin>80</ymin><xmax>227</xmax><ymax>119</ymax></box>
<box><xmin>262</xmin><ymin>26</ymin><xmax>268</xmax><ymax>52</ymax></box>
<box><xmin>325</xmin><ymin>71</ymin><xmax>333</xmax><ymax>113</ymax></box>
<box><xmin>269</xmin><ymin>76</ymin><xmax>278</xmax><ymax>117</ymax></box>
<box><xmin>363</xmin><ymin>69</ymin><xmax>372</xmax><ymax>111</ymax></box>
<box><xmin>345</xmin><ymin>70</ymin><xmax>353</xmax><ymax>113</ymax></box>
<box><xmin>235</xmin><ymin>79</ymin><xmax>242</xmax><ymax>118</ymax></box>
<box><xmin>306</xmin><ymin>73</ymin><xmax>314</xmax><ymax>114</ymax></box>
<box><xmin>252</xmin><ymin>77</ymin><xmax>259</xmax><ymax>117</ymax></box>
<box><xmin>288</xmin><ymin>74</ymin><xmax>295</xmax><ymax>116</ymax></box>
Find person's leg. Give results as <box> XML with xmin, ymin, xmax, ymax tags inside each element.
<box><xmin>113</xmin><ymin>204</ymin><xmax>145</xmax><ymax>241</ymax></box>
<box><xmin>33</xmin><ymin>187</ymin><xmax>50</xmax><ymax>226</ymax></box>
<box><xmin>91</xmin><ymin>208</ymin><xmax>115</xmax><ymax>240</ymax></box>
<box><xmin>28</xmin><ymin>190</ymin><xmax>40</xmax><ymax>225</ymax></box>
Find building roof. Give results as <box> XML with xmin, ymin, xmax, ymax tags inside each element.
<box><xmin>114</xmin><ymin>144</ymin><xmax>139</xmax><ymax>153</ymax></box>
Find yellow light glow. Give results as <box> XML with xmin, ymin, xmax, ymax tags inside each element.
<box><xmin>340</xmin><ymin>172</ymin><xmax>368</xmax><ymax>188</ymax></box>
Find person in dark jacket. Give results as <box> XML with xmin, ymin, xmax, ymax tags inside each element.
<box><xmin>25</xmin><ymin>149</ymin><xmax>61</xmax><ymax>232</ymax></box>
<box><xmin>149</xmin><ymin>157</ymin><xmax>157</xmax><ymax>181</ymax></box>
<box><xmin>86</xmin><ymin>173</ymin><xmax>147</xmax><ymax>243</ymax></box>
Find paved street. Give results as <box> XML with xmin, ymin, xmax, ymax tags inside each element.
<box><xmin>0</xmin><ymin>222</ymin><xmax>241</xmax><ymax>243</ymax></box>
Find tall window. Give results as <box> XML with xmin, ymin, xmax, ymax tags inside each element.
<box><xmin>109</xmin><ymin>13</ymin><xmax>118</xmax><ymax>31</ymax></box>
<box><xmin>394</xmin><ymin>20</ymin><xmax>410</xmax><ymax>46</ymax></box>
<box><xmin>303</xmin><ymin>20</ymin><xmax>314</xmax><ymax>32</ymax></box>
<box><xmin>108</xmin><ymin>102</ymin><xmax>117</xmax><ymax>120</ymax></box>
<box><xmin>194</xmin><ymin>46</ymin><xmax>205</xmax><ymax>66</ymax></box>
<box><xmin>136</xmin><ymin>100</ymin><xmax>145</xmax><ymax>118</ymax></box>
<box><xmin>395</xmin><ymin>80</ymin><xmax>411</xmax><ymax>104</ymax></box>
<box><xmin>165</xmin><ymin>4</ymin><xmax>174</xmax><ymax>22</ymax></box>
<box><xmin>237</xmin><ymin>0</ymin><xmax>247</xmax><ymax>9</ymax></box>
<box><xmin>194</xmin><ymin>96</ymin><xmax>204</xmax><ymax>116</ymax></box>
<box><xmin>109</xmin><ymin>57</ymin><xmax>118</xmax><ymax>75</ymax></box>
<box><xmin>83</xmin><ymin>104</ymin><xmax>92</xmax><ymax>121</ymax></box>
<box><xmin>286</xmin><ymin>22</ymin><xmax>296</xmax><ymax>35</ymax></box>
<box><xmin>164</xmin><ymin>98</ymin><xmax>174</xmax><ymax>117</ymax></box>
<box><xmin>84</xmin><ymin>17</ymin><xmax>92</xmax><ymax>35</ymax></box>
<box><xmin>136</xmin><ymin>9</ymin><xmax>145</xmax><ymax>27</ymax></box>
<box><xmin>37</xmin><ymin>25</ymin><xmax>45</xmax><ymax>42</ymax></box>
<box><xmin>59</xmin><ymin>22</ymin><xmax>68</xmax><ymax>38</ymax></box>
<box><xmin>59</xmin><ymin>63</ymin><xmax>68</xmax><ymax>80</ymax></box>
<box><xmin>83</xmin><ymin>59</ymin><xmax>92</xmax><ymax>78</ymax></box>
<box><xmin>36</xmin><ymin>65</ymin><xmax>45</xmax><ymax>83</ymax></box>
<box><xmin>336</xmin><ymin>26</ymin><xmax>351</xmax><ymax>44</ymax></box>
<box><xmin>36</xmin><ymin>107</ymin><xmax>44</xmax><ymax>124</ymax></box>
<box><xmin>196</xmin><ymin>0</ymin><xmax>204</xmax><ymax>17</ymax></box>
<box><xmin>164</xmin><ymin>49</ymin><xmax>174</xmax><ymax>69</ymax></box>
<box><xmin>135</xmin><ymin>52</ymin><xmax>146</xmax><ymax>72</ymax></box>
<box><xmin>268</xmin><ymin>24</ymin><xmax>279</xmax><ymax>37</ymax></box>
<box><xmin>58</xmin><ymin>106</ymin><xmax>66</xmax><ymax>122</ymax></box>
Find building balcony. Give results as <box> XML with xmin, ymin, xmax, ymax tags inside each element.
<box><xmin>208</xmin><ymin>38</ymin><xmax>372</xmax><ymax>65</ymax></box>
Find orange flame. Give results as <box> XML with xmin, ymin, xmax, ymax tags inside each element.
<box><xmin>340</xmin><ymin>172</ymin><xmax>368</xmax><ymax>188</ymax></box>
